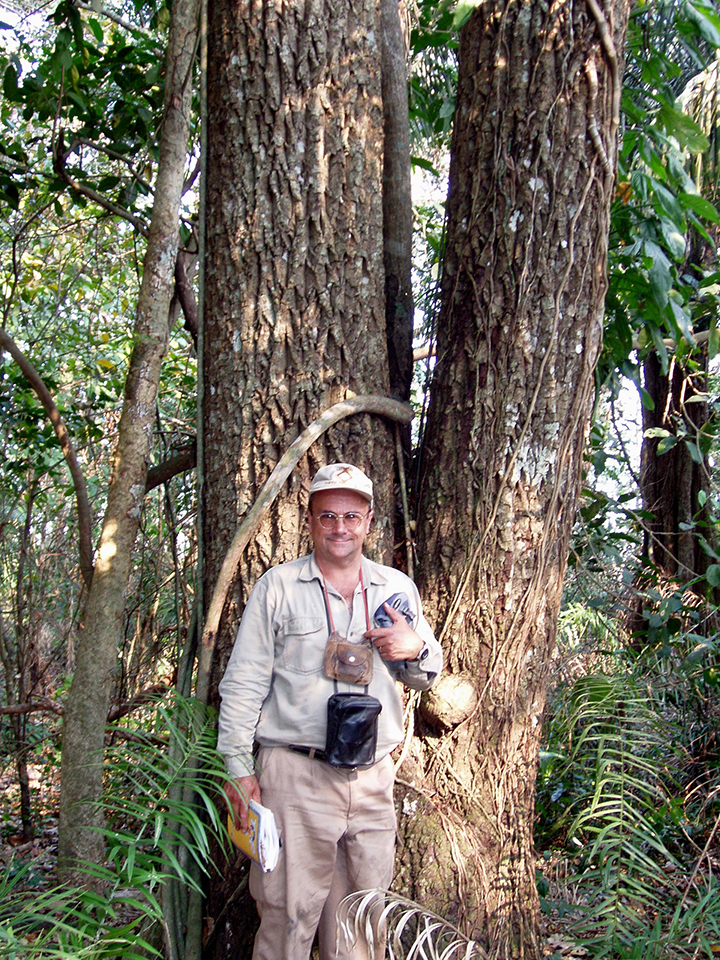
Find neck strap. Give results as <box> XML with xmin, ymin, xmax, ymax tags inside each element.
<box><xmin>320</xmin><ymin>569</ymin><xmax>371</xmax><ymax>635</ymax></box>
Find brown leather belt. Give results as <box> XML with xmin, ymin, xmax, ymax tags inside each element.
<box><xmin>288</xmin><ymin>745</ymin><xmax>328</xmax><ymax>762</ymax></box>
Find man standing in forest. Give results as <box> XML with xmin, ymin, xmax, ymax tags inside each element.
<box><xmin>218</xmin><ymin>462</ymin><xmax>442</xmax><ymax>960</ymax></box>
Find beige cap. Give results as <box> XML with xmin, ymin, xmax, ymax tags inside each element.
<box><xmin>309</xmin><ymin>463</ymin><xmax>373</xmax><ymax>504</ymax></box>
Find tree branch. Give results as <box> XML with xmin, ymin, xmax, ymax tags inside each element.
<box><xmin>74</xmin><ymin>136</ymin><xmax>154</xmax><ymax>194</ymax></box>
<box><xmin>73</xmin><ymin>0</ymin><xmax>158</xmax><ymax>42</ymax></box>
<box><xmin>53</xmin><ymin>133</ymin><xmax>150</xmax><ymax>238</ymax></box>
<box><xmin>413</xmin><ymin>344</ymin><xmax>435</xmax><ymax>362</ymax></box>
<box><xmin>0</xmin><ymin>677</ymin><xmax>174</xmax><ymax>721</ymax></box>
<box><xmin>0</xmin><ymin>329</ymin><xmax>94</xmax><ymax>588</ymax></box>
<box><xmin>106</xmin><ymin>677</ymin><xmax>175</xmax><ymax>721</ymax></box>
<box><xmin>145</xmin><ymin>443</ymin><xmax>197</xmax><ymax>493</ymax></box>
<box><xmin>174</xmin><ymin>250</ymin><xmax>198</xmax><ymax>344</ymax></box>
<box><xmin>0</xmin><ymin>698</ymin><xmax>64</xmax><ymax>717</ymax></box>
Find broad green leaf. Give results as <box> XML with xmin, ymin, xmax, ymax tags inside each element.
<box><xmin>453</xmin><ymin>0</ymin><xmax>482</xmax><ymax>28</ymax></box>
<box><xmin>678</xmin><ymin>192</ymin><xmax>720</xmax><ymax>223</ymax></box>
<box><xmin>640</xmin><ymin>422</ymin><xmax>667</xmax><ymax>435</ymax></box>
<box><xmin>685</xmin><ymin>0</ymin><xmax>720</xmax><ymax>47</ymax></box>
<box><xmin>657</xmin><ymin>435</ymin><xmax>678</xmax><ymax>455</ymax></box>
<box><xmin>709</xmin><ymin>317</ymin><xmax>720</xmax><ymax>359</ymax></box>
<box><xmin>699</xmin><ymin>537</ymin><xmax>720</xmax><ymax>560</ymax></box>
<box><xmin>687</xmin><ymin>210</ymin><xmax>715</xmax><ymax>246</ymax></box>
<box><xmin>685</xmin><ymin>639</ymin><xmax>715</xmax><ymax>661</ymax></box>
<box><xmin>1</xmin><ymin>182</ymin><xmax>19</xmax><ymax>209</ymax></box>
<box><xmin>642</xmin><ymin>143</ymin><xmax>668</xmax><ymax>182</ymax></box>
<box><xmin>59</xmin><ymin>46</ymin><xmax>74</xmax><ymax>70</ymax></box>
<box><xmin>98</xmin><ymin>174</ymin><xmax>123</xmax><ymax>190</ymax></box>
<box><xmin>668</xmin><ymin>152</ymin><xmax>694</xmax><ymax>190</ymax></box>
<box><xmin>411</xmin><ymin>156</ymin><xmax>439</xmax><ymax>175</ymax></box>
<box><xmin>632</xmin><ymin>167</ymin><xmax>653</xmax><ymax>203</ymax></box>
<box><xmin>645</xmin><ymin>241</ymin><xmax>672</xmax><ymax>308</ymax></box>
<box><xmin>657</xmin><ymin>100</ymin><xmax>710</xmax><ymax>153</ymax></box>
<box><xmin>88</xmin><ymin>17</ymin><xmax>104</xmax><ymax>41</ymax></box>
<box><xmin>668</xmin><ymin>297</ymin><xmax>695</xmax><ymax>344</ymax></box>
<box><xmin>686</xmin><ymin>440</ymin><xmax>703</xmax><ymax>464</ymax></box>
<box><xmin>2</xmin><ymin>63</ymin><xmax>18</xmax><ymax>101</ymax></box>
<box><xmin>652</xmin><ymin>181</ymin><xmax>685</xmax><ymax>226</ymax></box>
<box><xmin>56</xmin><ymin>25</ymin><xmax>73</xmax><ymax>50</ymax></box>
<box><xmin>660</xmin><ymin>219</ymin><xmax>686</xmax><ymax>260</ymax></box>
<box><xmin>706</xmin><ymin>564</ymin><xmax>720</xmax><ymax>587</ymax></box>
<box><xmin>639</xmin><ymin>387</ymin><xmax>655</xmax><ymax>411</ymax></box>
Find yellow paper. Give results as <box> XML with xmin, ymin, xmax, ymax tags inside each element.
<box><xmin>227</xmin><ymin>800</ymin><xmax>280</xmax><ymax>873</ymax></box>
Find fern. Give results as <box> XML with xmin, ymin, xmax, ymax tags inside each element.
<box><xmin>0</xmin><ymin>694</ymin><xmax>232</xmax><ymax>960</ymax></box>
<box><xmin>98</xmin><ymin>693</ymin><xmax>231</xmax><ymax>893</ymax></box>
<box><xmin>0</xmin><ymin>859</ymin><xmax>163</xmax><ymax>959</ymax></box>
<box><xmin>562</xmin><ymin>674</ymin><xmax>689</xmax><ymax>957</ymax></box>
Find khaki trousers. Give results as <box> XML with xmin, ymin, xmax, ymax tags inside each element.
<box><xmin>249</xmin><ymin>746</ymin><xmax>396</xmax><ymax>960</ymax></box>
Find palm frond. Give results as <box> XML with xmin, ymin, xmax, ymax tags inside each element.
<box><xmin>561</xmin><ymin>674</ymin><xmax>685</xmax><ymax>956</ymax></box>
<box><xmin>337</xmin><ymin>889</ymin><xmax>487</xmax><ymax>960</ymax></box>
<box><xmin>99</xmin><ymin>692</ymin><xmax>231</xmax><ymax>891</ymax></box>
<box><xmin>0</xmin><ymin>694</ymin><xmax>232</xmax><ymax>960</ymax></box>
<box><xmin>0</xmin><ymin>859</ymin><xmax>163</xmax><ymax>959</ymax></box>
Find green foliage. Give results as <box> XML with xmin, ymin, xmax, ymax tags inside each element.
<box><xmin>99</xmin><ymin>694</ymin><xmax>229</xmax><ymax>894</ymax></box>
<box><xmin>538</xmin><ymin>646</ymin><xmax>720</xmax><ymax>959</ymax></box>
<box><xmin>0</xmin><ymin>695</ymin><xmax>231</xmax><ymax>960</ymax></box>
<box><xmin>562</xmin><ymin>677</ymin><xmax>679</xmax><ymax>951</ymax></box>
<box><xmin>409</xmin><ymin>0</ymin><xmax>458</xmax><ymax>157</ymax></box>
<box><xmin>1</xmin><ymin>0</ymin><xmax>174</xmax><ymax>220</ymax></box>
<box><xmin>5</xmin><ymin>1</ymin><xmax>720</xmax><ymax>957</ymax></box>
<box><xmin>0</xmin><ymin>861</ymin><xmax>163</xmax><ymax>960</ymax></box>
<box><xmin>0</xmin><ymin>73</ymin><xmax>197</xmax><ymax>710</ymax></box>
<box><xmin>603</xmin><ymin>0</ymin><xmax>720</xmax><ymax>402</ymax></box>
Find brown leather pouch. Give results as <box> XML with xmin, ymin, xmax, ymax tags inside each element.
<box><xmin>323</xmin><ymin>631</ymin><xmax>374</xmax><ymax>685</ymax></box>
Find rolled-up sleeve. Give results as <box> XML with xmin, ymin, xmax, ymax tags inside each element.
<box><xmin>386</xmin><ymin>582</ymin><xmax>442</xmax><ymax>691</ymax></box>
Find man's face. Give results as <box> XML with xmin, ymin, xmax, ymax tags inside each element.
<box><xmin>308</xmin><ymin>489</ymin><xmax>373</xmax><ymax>568</ymax></box>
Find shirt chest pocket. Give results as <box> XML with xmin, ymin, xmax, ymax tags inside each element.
<box><xmin>276</xmin><ymin>616</ymin><xmax>326</xmax><ymax>675</ymax></box>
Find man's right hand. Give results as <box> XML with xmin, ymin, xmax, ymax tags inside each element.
<box><xmin>224</xmin><ymin>775</ymin><xmax>262</xmax><ymax>833</ymax></box>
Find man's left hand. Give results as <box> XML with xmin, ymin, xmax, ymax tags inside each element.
<box><xmin>365</xmin><ymin>603</ymin><xmax>424</xmax><ymax>661</ymax></box>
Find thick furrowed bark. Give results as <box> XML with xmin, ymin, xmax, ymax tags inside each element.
<box><xmin>408</xmin><ymin>2</ymin><xmax>631</xmax><ymax>956</ymax></box>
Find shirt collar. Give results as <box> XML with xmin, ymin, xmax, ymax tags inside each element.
<box><xmin>298</xmin><ymin>552</ymin><xmax>389</xmax><ymax>586</ymax></box>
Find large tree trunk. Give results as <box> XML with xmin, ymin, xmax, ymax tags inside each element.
<box><xmin>407</xmin><ymin>1</ymin><xmax>630</xmax><ymax>956</ymax></box>
<box><xmin>639</xmin><ymin>350</ymin><xmax>712</xmax><ymax>584</ymax></box>
<box><xmin>201</xmin><ymin>0</ymin><xmax>394</xmax><ymax>953</ymax></box>
<box><xmin>381</xmin><ymin>0</ymin><xmax>413</xmax><ymax>402</ymax></box>
<box><xmin>57</xmin><ymin>0</ymin><xmax>199</xmax><ymax>884</ymax></box>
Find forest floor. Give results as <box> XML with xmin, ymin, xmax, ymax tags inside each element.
<box><xmin>0</xmin><ymin>763</ymin><xmax>58</xmax><ymax>890</ymax></box>
<box><xmin>3</xmin><ymin>762</ymin><xmax>714</xmax><ymax>959</ymax></box>
<box><xmin>0</xmin><ymin>765</ymin><xmax>589</xmax><ymax>960</ymax></box>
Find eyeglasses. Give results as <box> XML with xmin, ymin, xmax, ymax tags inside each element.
<box><xmin>313</xmin><ymin>510</ymin><xmax>370</xmax><ymax>530</ymax></box>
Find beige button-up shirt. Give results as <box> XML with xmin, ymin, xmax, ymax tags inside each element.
<box><xmin>217</xmin><ymin>552</ymin><xmax>442</xmax><ymax>778</ymax></box>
